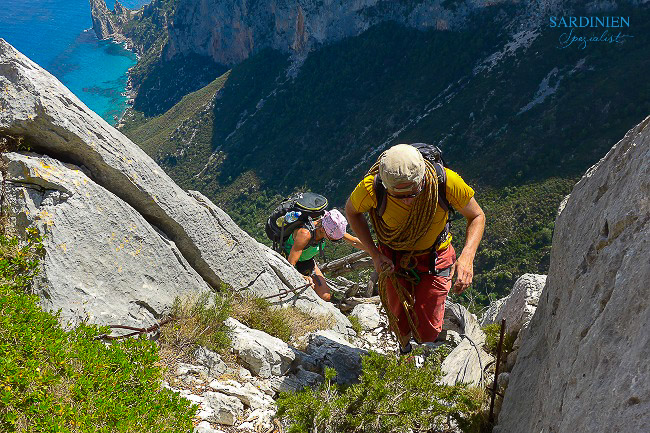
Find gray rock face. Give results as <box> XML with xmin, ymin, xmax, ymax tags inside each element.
<box><xmin>304</xmin><ymin>329</ymin><xmax>367</xmax><ymax>384</ymax></box>
<box><xmin>194</xmin><ymin>347</ymin><xmax>227</xmax><ymax>377</ymax></box>
<box><xmin>479</xmin><ymin>297</ymin><xmax>507</xmax><ymax>327</ymax></box>
<box><xmin>2</xmin><ymin>151</ymin><xmax>211</xmax><ymax>328</ymax></box>
<box><xmin>89</xmin><ymin>0</ymin><xmax>118</xmax><ymax>40</ymax></box>
<box><xmin>440</xmin><ymin>338</ymin><xmax>493</xmax><ymax>387</ymax></box>
<box><xmin>442</xmin><ymin>301</ymin><xmax>486</xmax><ymax>346</ymax></box>
<box><xmin>268</xmin><ymin>366</ymin><xmax>324</xmax><ymax>393</ymax></box>
<box><xmin>89</xmin><ymin>0</ymin><xmax>134</xmax><ymax>42</ymax></box>
<box><xmin>496</xmin><ymin>116</ymin><xmax>650</xmax><ymax>432</ymax></box>
<box><xmin>163</xmin><ymin>0</ymin><xmax>485</xmax><ymax>65</ymax></box>
<box><xmin>207</xmin><ymin>379</ymin><xmax>274</xmax><ymax>411</ymax></box>
<box><xmin>481</xmin><ymin>273</ymin><xmax>546</xmax><ymax>336</ymax></box>
<box><xmin>350</xmin><ymin>303</ymin><xmax>382</xmax><ymax>331</ymax></box>
<box><xmin>0</xmin><ymin>39</ymin><xmax>350</xmax><ymax>332</ymax></box>
<box><xmin>203</xmin><ymin>392</ymin><xmax>243</xmax><ymax>426</ymax></box>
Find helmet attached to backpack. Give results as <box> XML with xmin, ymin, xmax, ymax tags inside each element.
<box><xmin>265</xmin><ymin>192</ymin><xmax>328</xmax><ymax>253</ymax></box>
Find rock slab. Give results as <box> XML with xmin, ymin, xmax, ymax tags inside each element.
<box><xmin>442</xmin><ymin>301</ymin><xmax>486</xmax><ymax>346</ymax></box>
<box><xmin>1</xmin><ymin>151</ymin><xmax>211</xmax><ymax>328</ymax></box>
<box><xmin>226</xmin><ymin>318</ymin><xmax>295</xmax><ymax>379</ymax></box>
<box><xmin>0</xmin><ymin>39</ymin><xmax>350</xmax><ymax>333</ymax></box>
<box><xmin>440</xmin><ymin>338</ymin><xmax>493</xmax><ymax>386</ymax></box>
<box><xmin>495</xmin><ymin>117</ymin><xmax>650</xmax><ymax>432</ymax></box>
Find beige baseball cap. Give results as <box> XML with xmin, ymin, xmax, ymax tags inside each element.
<box><xmin>378</xmin><ymin>144</ymin><xmax>426</xmax><ymax>192</ymax></box>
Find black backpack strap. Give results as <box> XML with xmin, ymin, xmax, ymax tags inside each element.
<box><xmin>305</xmin><ymin>218</ymin><xmax>321</xmax><ymax>248</ymax></box>
<box><xmin>279</xmin><ymin>223</ymin><xmax>286</xmax><ymax>253</ymax></box>
<box><xmin>432</xmin><ymin>163</ymin><xmax>450</xmax><ymax>213</ymax></box>
<box><xmin>304</xmin><ymin>218</ymin><xmax>325</xmax><ymax>261</ymax></box>
<box><xmin>373</xmin><ymin>175</ymin><xmax>388</xmax><ymax>217</ymax></box>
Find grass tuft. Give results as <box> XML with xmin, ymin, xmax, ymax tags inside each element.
<box><xmin>231</xmin><ymin>294</ymin><xmax>333</xmax><ymax>344</ymax></box>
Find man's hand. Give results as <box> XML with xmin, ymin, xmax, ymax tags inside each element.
<box><xmin>450</xmin><ymin>254</ymin><xmax>473</xmax><ymax>294</ymax></box>
<box><xmin>371</xmin><ymin>251</ymin><xmax>394</xmax><ymax>274</ymax></box>
<box><xmin>303</xmin><ymin>275</ymin><xmax>315</xmax><ymax>289</ymax></box>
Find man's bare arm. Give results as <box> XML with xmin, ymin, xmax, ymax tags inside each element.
<box><xmin>451</xmin><ymin>196</ymin><xmax>485</xmax><ymax>293</ymax></box>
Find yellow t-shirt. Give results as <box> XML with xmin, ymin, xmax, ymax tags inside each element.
<box><xmin>349</xmin><ymin>168</ymin><xmax>475</xmax><ymax>251</ymax></box>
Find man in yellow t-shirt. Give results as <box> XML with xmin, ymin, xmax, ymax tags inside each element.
<box><xmin>345</xmin><ymin>144</ymin><xmax>485</xmax><ymax>353</ymax></box>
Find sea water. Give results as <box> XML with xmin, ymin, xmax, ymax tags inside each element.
<box><xmin>1</xmin><ymin>0</ymin><xmax>150</xmax><ymax>125</ymax></box>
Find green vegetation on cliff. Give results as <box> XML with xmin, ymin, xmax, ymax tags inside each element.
<box><xmin>277</xmin><ymin>350</ymin><xmax>487</xmax><ymax>433</ymax></box>
<box><xmin>0</xmin><ymin>230</ymin><xmax>196</xmax><ymax>432</ymax></box>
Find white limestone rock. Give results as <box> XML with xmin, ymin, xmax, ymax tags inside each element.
<box><xmin>350</xmin><ymin>303</ymin><xmax>382</xmax><ymax>331</ymax></box>
<box><xmin>203</xmin><ymin>392</ymin><xmax>244</xmax><ymax>426</ymax></box>
<box><xmin>480</xmin><ymin>273</ymin><xmax>546</xmax><ymax>337</ymax></box>
<box><xmin>207</xmin><ymin>379</ymin><xmax>274</xmax><ymax>411</ymax></box>
<box><xmin>440</xmin><ymin>338</ymin><xmax>494</xmax><ymax>386</ymax></box>
<box><xmin>225</xmin><ymin>318</ymin><xmax>295</xmax><ymax>379</ymax></box>
<box><xmin>1</xmin><ymin>151</ymin><xmax>212</xmax><ymax>329</ymax></box>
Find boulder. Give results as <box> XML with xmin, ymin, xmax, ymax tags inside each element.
<box><xmin>440</xmin><ymin>338</ymin><xmax>494</xmax><ymax>386</ymax></box>
<box><xmin>496</xmin><ymin>117</ymin><xmax>650</xmax><ymax>432</ymax></box>
<box><xmin>193</xmin><ymin>347</ymin><xmax>227</xmax><ymax>377</ymax></box>
<box><xmin>350</xmin><ymin>303</ymin><xmax>382</xmax><ymax>330</ymax></box>
<box><xmin>203</xmin><ymin>392</ymin><xmax>244</xmax><ymax>426</ymax></box>
<box><xmin>268</xmin><ymin>366</ymin><xmax>324</xmax><ymax>393</ymax></box>
<box><xmin>303</xmin><ymin>330</ymin><xmax>367</xmax><ymax>384</ymax></box>
<box><xmin>225</xmin><ymin>318</ymin><xmax>295</xmax><ymax>378</ymax></box>
<box><xmin>442</xmin><ymin>301</ymin><xmax>485</xmax><ymax>346</ymax></box>
<box><xmin>1</xmin><ymin>151</ymin><xmax>211</xmax><ymax>328</ymax></box>
<box><xmin>0</xmin><ymin>39</ymin><xmax>350</xmax><ymax>333</ymax></box>
<box><xmin>207</xmin><ymin>379</ymin><xmax>274</xmax><ymax>410</ymax></box>
<box><xmin>479</xmin><ymin>296</ymin><xmax>507</xmax><ymax>327</ymax></box>
<box><xmin>480</xmin><ymin>274</ymin><xmax>546</xmax><ymax>337</ymax></box>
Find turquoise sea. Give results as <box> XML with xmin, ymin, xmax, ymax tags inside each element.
<box><xmin>0</xmin><ymin>0</ymin><xmax>150</xmax><ymax>125</ymax></box>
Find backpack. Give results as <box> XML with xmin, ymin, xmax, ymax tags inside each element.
<box><xmin>372</xmin><ymin>143</ymin><xmax>457</xmax><ymax>250</ymax></box>
<box><xmin>265</xmin><ymin>192</ymin><xmax>328</xmax><ymax>255</ymax></box>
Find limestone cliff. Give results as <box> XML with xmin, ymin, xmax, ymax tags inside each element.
<box><xmin>90</xmin><ymin>0</ymin><xmax>130</xmax><ymax>41</ymax></box>
<box><xmin>494</xmin><ymin>117</ymin><xmax>650</xmax><ymax>432</ymax></box>
<box><xmin>89</xmin><ymin>0</ymin><xmax>575</xmax><ymax>66</ymax></box>
<box><xmin>90</xmin><ymin>0</ymin><xmax>171</xmax><ymax>56</ymax></box>
<box><xmin>163</xmin><ymin>0</ymin><xmax>512</xmax><ymax>65</ymax></box>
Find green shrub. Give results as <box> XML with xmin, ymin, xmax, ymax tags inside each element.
<box><xmin>0</xmin><ymin>230</ymin><xmax>197</xmax><ymax>432</ymax></box>
<box><xmin>481</xmin><ymin>323</ymin><xmax>517</xmax><ymax>360</ymax></box>
<box><xmin>276</xmin><ymin>350</ymin><xmax>485</xmax><ymax>433</ymax></box>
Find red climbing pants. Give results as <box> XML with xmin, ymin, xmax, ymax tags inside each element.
<box><xmin>379</xmin><ymin>243</ymin><xmax>456</xmax><ymax>342</ymax></box>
